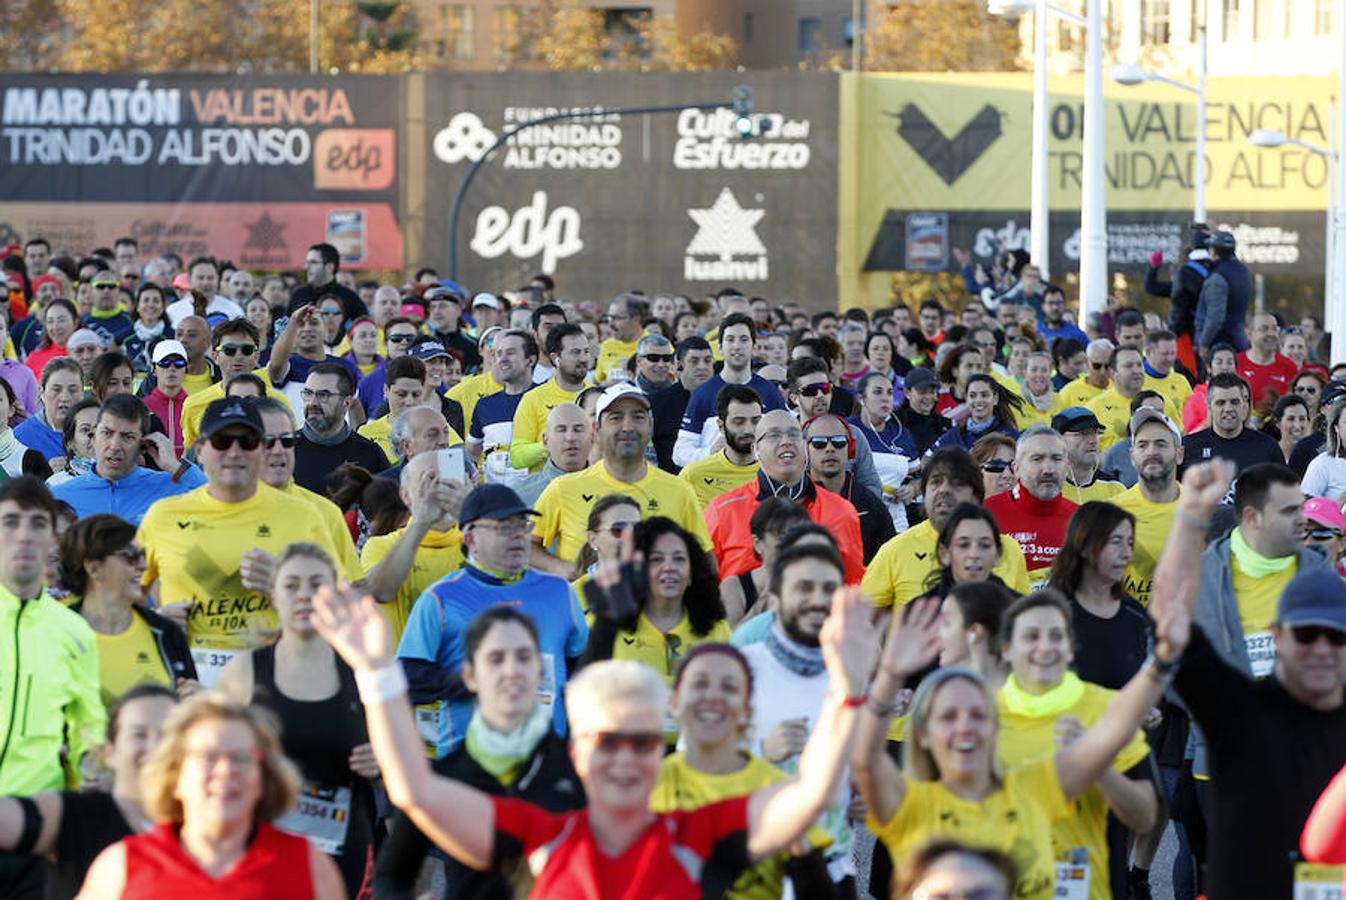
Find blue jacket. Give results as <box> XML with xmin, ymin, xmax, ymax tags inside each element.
<box><xmin>1194</xmin><ymin>254</ymin><xmax>1251</xmax><ymax>352</ymax></box>
<box><xmin>13</xmin><ymin>415</ymin><xmax>62</xmax><ymax>460</ymax></box>
<box><xmin>52</xmin><ymin>464</ymin><xmax>206</xmax><ymax>525</ymax></box>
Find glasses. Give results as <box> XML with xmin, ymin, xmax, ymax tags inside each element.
<box><xmin>471</xmin><ymin>518</ymin><xmax>532</xmax><ymax>536</ymax></box>
<box><xmin>92</xmin><ymin>281</ymin><xmax>118</xmax><ymax>289</ymax></box>
<box><xmin>300</xmin><ymin>388</ymin><xmax>347</xmax><ymax>403</ymax></box>
<box><xmin>1291</xmin><ymin>626</ymin><xmax>1346</xmax><ymax>647</ymax></box>
<box><xmin>1090</xmin><ymin>362</ymin><xmax>1108</xmax><ymax>370</ymax></box>
<box><xmin>218</xmin><ymin>343</ymin><xmax>257</xmax><ymax>357</ymax></box>
<box><xmin>758</xmin><ymin>428</ymin><xmax>804</xmax><ymax>444</ymax></box>
<box><xmin>640</xmin><ymin>353</ymin><xmax>675</xmax><ymax>364</ymax></box>
<box><xmin>583</xmin><ymin>731</ymin><xmax>664</xmax><ymax>755</ymax></box>
<box><xmin>387</xmin><ymin>333</ymin><xmax>417</xmax><ymax>344</ymax></box>
<box><xmin>207</xmin><ymin>431</ymin><xmax>262</xmax><ymax>452</ymax></box>
<box><xmin>108</xmin><ymin>546</ymin><xmax>145</xmax><ymax>565</ymax></box>
<box><xmin>795</xmin><ymin>383</ymin><xmax>832</xmax><ymax>397</ymax></box>
<box><xmin>184</xmin><ymin>748</ymin><xmax>262</xmax><ymax>770</ymax></box>
<box><xmin>264</xmin><ymin>433</ymin><xmax>297</xmax><ymax>449</ymax></box>
<box><xmin>807</xmin><ymin>435</ymin><xmax>848</xmax><ymax>449</ymax></box>
<box><xmin>155</xmin><ymin>358</ymin><xmax>187</xmax><ymax>369</ymax></box>
<box><xmin>912</xmin><ymin>888</ymin><xmax>1005</xmax><ymax>900</ymax></box>
<box><xmin>981</xmin><ymin>459</ymin><xmax>1011</xmax><ymax>473</ymax></box>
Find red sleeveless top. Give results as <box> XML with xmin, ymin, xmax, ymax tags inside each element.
<box><xmin>120</xmin><ymin>822</ymin><xmax>314</xmax><ymax>899</ymax></box>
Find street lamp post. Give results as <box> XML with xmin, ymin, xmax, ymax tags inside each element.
<box><xmin>1078</xmin><ymin>0</ymin><xmax>1106</xmax><ymax>332</ymax></box>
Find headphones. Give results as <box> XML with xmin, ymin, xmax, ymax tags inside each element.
<box><xmin>801</xmin><ymin>412</ymin><xmax>856</xmax><ymax>460</ymax></box>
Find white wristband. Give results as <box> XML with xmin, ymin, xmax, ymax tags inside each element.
<box><xmin>355</xmin><ymin>663</ymin><xmax>408</xmax><ymax>705</ymax></box>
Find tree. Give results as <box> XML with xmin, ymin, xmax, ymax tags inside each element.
<box><xmin>865</xmin><ymin>0</ymin><xmax>1022</xmax><ymax>72</ymax></box>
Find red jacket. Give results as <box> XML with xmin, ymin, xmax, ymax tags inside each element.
<box><xmin>985</xmin><ymin>484</ymin><xmax>1079</xmax><ymax>580</ymax></box>
<box><xmin>704</xmin><ymin>473</ymin><xmax>865</xmax><ymax>584</ymax></box>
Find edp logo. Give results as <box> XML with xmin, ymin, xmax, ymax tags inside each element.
<box><xmin>470</xmin><ymin>191</ymin><xmax>582</xmax><ymax>275</ymax></box>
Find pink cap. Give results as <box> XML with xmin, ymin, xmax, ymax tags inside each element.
<box><xmin>1304</xmin><ymin>497</ymin><xmax>1346</xmax><ymax>533</ymax></box>
<box><xmin>171</xmin><ymin>272</ymin><xmax>192</xmax><ymax>291</ymax></box>
<box><xmin>399</xmin><ymin>302</ymin><xmax>426</xmax><ymax>320</ymax></box>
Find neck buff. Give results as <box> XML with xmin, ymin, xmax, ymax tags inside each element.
<box><xmin>1230</xmin><ymin>526</ymin><xmax>1295</xmax><ymax>577</ymax></box>
<box><xmin>465</xmin><ymin>702</ymin><xmax>551</xmax><ymax>782</ymax></box>
<box><xmin>764</xmin><ymin>620</ymin><xmax>825</xmax><ymax>678</ymax></box>
<box><xmin>300</xmin><ymin>423</ymin><xmax>351</xmax><ymax>446</ymax></box>
<box><xmin>1001</xmin><ymin>670</ymin><xmax>1086</xmax><ymax>718</ymax></box>
<box><xmin>465</xmin><ymin>561</ymin><xmax>527</xmax><ymax>587</ymax></box>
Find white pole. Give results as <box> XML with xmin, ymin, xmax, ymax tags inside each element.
<box><xmin>1325</xmin><ymin>106</ymin><xmax>1336</xmax><ymax>334</ymax></box>
<box><xmin>1078</xmin><ymin>0</ymin><xmax>1107</xmax><ymax>330</ymax></box>
<box><xmin>1031</xmin><ymin>0</ymin><xmax>1051</xmax><ymax>279</ymax></box>
<box><xmin>1195</xmin><ymin>24</ymin><xmax>1207</xmax><ymax>221</ymax></box>
<box><xmin>1333</xmin><ymin>23</ymin><xmax>1346</xmax><ymax>366</ymax></box>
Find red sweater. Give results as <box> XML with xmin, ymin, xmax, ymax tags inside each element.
<box><xmin>119</xmin><ymin>823</ymin><xmax>313</xmax><ymax>899</ymax></box>
<box><xmin>1236</xmin><ymin>351</ymin><xmax>1299</xmax><ymax>411</ymax></box>
<box><xmin>985</xmin><ymin>484</ymin><xmax>1079</xmax><ymax>580</ymax></box>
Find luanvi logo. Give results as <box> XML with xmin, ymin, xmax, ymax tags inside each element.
<box><xmin>684</xmin><ymin>188</ymin><xmax>768</xmax><ymax>281</ymax></box>
<box><xmin>890</xmin><ymin>103</ymin><xmax>1003</xmax><ymax>186</ymax></box>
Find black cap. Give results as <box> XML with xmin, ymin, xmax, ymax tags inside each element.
<box><xmin>198</xmin><ymin>398</ymin><xmax>264</xmax><ymax>441</ymax></box>
<box><xmin>1322</xmin><ymin>380</ymin><xmax>1346</xmax><ymax>408</ymax></box>
<box><xmin>903</xmin><ymin>367</ymin><xmax>937</xmax><ymax>391</ymax></box>
<box><xmin>460</xmin><ymin>484</ymin><xmax>538</xmax><ymax>527</ymax></box>
<box><xmin>1278</xmin><ymin>571</ymin><xmax>1346</xmax><ymax>632</ymax></box>
<box><xmin>1051</xmin><ymin>406</ymin><xmax>1103</xmax><ymax>434</ymax></box>
<box><xmin>1211</xmin><ymin>229</ymin><xmax>1236</xmax><ymax>250</ymax></box>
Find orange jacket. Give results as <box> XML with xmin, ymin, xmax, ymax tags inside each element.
<box><xmin>704</xmin><ymin>474</ymin><xmax>865</xmax><ymax>584</ymax></box>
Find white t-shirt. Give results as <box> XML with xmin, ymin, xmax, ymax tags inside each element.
<box><xmin>1303</xmin><ymin>453</ymin><xmax>1346</xmax><ymax>502</ymax></box>
<box><xmin>166</xmin><ymin>294</ymin><xmax>245</xmax><ymax>327</ymax></box>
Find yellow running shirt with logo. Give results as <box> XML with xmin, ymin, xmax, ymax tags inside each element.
<box><xmin>678</xmin><ymin>450</ymin><xmax>760</xmax><ymax>509</ymax></box>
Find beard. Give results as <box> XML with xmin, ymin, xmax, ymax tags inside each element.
<box><xmin>726</xmin><ymin>431</ymin><xmax>755</xmax><ymax>456</ymax></box>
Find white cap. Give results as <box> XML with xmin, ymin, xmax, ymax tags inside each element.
<box><xmin>66</xmin><ymin>328</ymin><xmax>103</xmax><ymax>351</ymax></box>
<box><xmin>152</xmin><ymin>339</ymin><xmax>188</xmax><ymax>363</ymax></box>
<box><xmin>472</xmin><ymin>291</ymin><xmax>502</xmax><ymax>310</ymax></box>
<box><xmin>594</xmin><ymin>381</ymin><xmax>651</xmax><ymax>419</ymax></box>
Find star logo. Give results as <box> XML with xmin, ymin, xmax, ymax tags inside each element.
<box><xmin>243</xmin><ymin>212</ymin><xmax>287</xmax><ymax>252</ymax></box>
<box><xmin>684</xmin><ymin>188</ymin><xmax>769</xmax><ymax>282</ymax></box>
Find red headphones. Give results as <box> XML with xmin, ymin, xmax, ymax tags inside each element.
<box><xmin>801</xmin><ymin>412</ymin><xmax>856</xmax><ymax>459</ymax></box>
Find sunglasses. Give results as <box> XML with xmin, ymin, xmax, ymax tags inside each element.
<box><xmin>155</xmin><ymin>357</ymin><xmax>187</xmax><ymax>369</ymax></box>
<box><xmin>1291</xmin><ymin>626</ymin><xmax>1346</xmax><ymax>647</ymax></box>
<box><xmin>586</xmin><ymin>731</ymin><xmax>664</xmax><ymax>755</ymax></box>
<box><xmin>207</xmin><ymin>431</ymin><xmax>262</xmax><ymax>452</ymax></box>
<box><xmin>387</xmin><ymin>333</ymin><xmax>417</xmax><ymax>343</ymax></box>
<box><xmin>264</xmin><ymin>434</ymin><xmax>297</xmax><ymax>449</ymax></box>
<box><xmin>807</xmin><ymin>435</ymin><xmax>848</xmax><ymax>449</ymax></box>
<box><xmin>796</xmin><ymin>383</ymin><xmax>832</xmax><ymax>397</ymax></box>
<box><xmin>981</xmin><ymin>460</ymin><xmax>1011</xmax><ymax>473</ymax></box>
<box><xmin>640</xmin><ymin>353</ymin><xmax>675</xmax><ymax>364</ymax></box>
<box><xmin>92</xmin><ymin>281</ymin><xmax>118</xmax><ymax>289</ymax></box>
<box><xmin>218</xmin><ymin>343</ymin><xmax>257</xmax><ymax>357</ymax></box>
<box><xmin>1306</xmin><ymin>528</ymin><xmax>1343</xmax><ymax>541</ymax></box>
<box><xmin>1090</xmin><ymin>362</ymin><xmax>1108</xmax><ymax>370</ymax></box>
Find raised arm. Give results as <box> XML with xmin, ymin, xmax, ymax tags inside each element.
<box><xmin>746</xmin><ymin>586</ymin><xmax>878</xmax><ymax>860</ymax></box>
<box><xmin>1054</xmin><ymin>460</ymin><xmax>1231</xmax><ymax>802</ymax></box>
<box><xmin>311</xmin><ymin>582</ymin><xmax>496</xmax><ymax>870</ymax></box>
<box><xmin>362</xmin><ymin>468</ymin><xmax>466</xmax><ymax>603</ymax></box>
<box><xmin>267</xmin><ymin>304</ymin><xmax>314</xmax><ymax>385</ymax></box>
<box><xmin>850</xmin><ymin>596</ymin><xmax>942</xmax><ymax>829</ymax></box>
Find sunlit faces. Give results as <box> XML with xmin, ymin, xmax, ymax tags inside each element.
<box><xmin>804</xmin><ymin>417</ymin><xmax>850</xmax><ymax>481</ymax></box>
<box><xmin>91</xmin><ymin>539</ymin><xmax>147</xmax><ymax>604</ymax></box>
<box><xmin>1246</xmin><ymin>482</ymin><xmax>1307</xmax><ymax>559</ymax></box>
<box><xmin>463</xmin><ymin>619</ymin><xmax>544</xmax><ymax>728</ymax></box>
<box><xmin>101</xmin><ymin>364</ymin><xmax>135</xmax><ymax>399</ymax></box>
<box><xmin>1015</xmin><ymin>432</ymin><xmax>1066</xmax><ymax>501</ymax></box>
<box><xmin>720</xmin><ymin>399</ymin><xmax>761</xmax><ymax>459</ymax></box>
<box><xmin>348</xmin><ymin>320</ymin><xmax>378</xmax><ymax>359</ymax></box>
<box><xmin>917</xmin><ymin>677</ymin><xmax>996</xmax><ymax>782</ymax></box>
<box><xmin>175</xmin><ymin>717</ymin><xmax>263</xmax><ymax>826</ymax></box>
<box><xmin>93</xmin><ymin>413</ymin><xmax>144</xmax><ymax>481</ymax></box>
<box><xmin>674</xmin><ymin>651</ymin><xmax>751</xmax><ymax>747</ymax></box>
<box><xmin>1252</xmin><ymin>313</ymin><xmax>1280</xmax><ymax>355</ymax></box>
<box><xmin>197</xmin><ymin>427</ymin><xmax>262</xmax><ymax>489</ymax></box>
<box><xmin>103</xmin><ymin>693</ymin><xmax>175</xmax><ymax>786</ymax></box>
<box><xmin>1024</xmin><ymin>355</ymin><xmax>1052</xmax><ymax>397</ymax></box>
<box><xmin>272</xmin><ymin>553</ymin><xmax>334</xmax><ymax>635</ymax></box>
<box><xmin>1092</xmin><ymin>519</ymin><xmax>1135</xmax><ymax>583</ymax></box>
<box><xmin>1278</xmin><ymin>401</ymin><xmax>1312</xmax><ymax>446</ymax></box>
<box><xmin>719</xmin><ymin>323</ymin><xmax>755</xmax><ymax>374</ymax></box>
<box><xmin>1272</xmin><ymin>622</ymin><xmax>1346</xmax><ymax>700</ymax></box>
<box><xmin>0</xmin><ymin>499</ymin><xmax>56</xmax><ymax>591</ymax></box>
<box><xmin>1111</xmin><ymin>348</ymin><xmax>1146</xmax><ymax>394</ymax></box>
<box><xmin>1207</xmin><ymin>385</ymin><xmax>1248</xmax><ymax>438</ymax></box>
<box><xmin>1005</xmin><ymin>605</ymin><xmax>1073</xmax><ymax>689</ymax></box>
<box><xmin>954</xmin><ymin>352</ymin><xmax>985</xmax><ymax>393</ymax></box>
<box><xmin>937</xmin><ymin>517</ymin><xmax>1000</xmax><ymax>585</ymax></box>
<box><xmin>1130</xmin><ymin>421</ymin><xmax>1181</xmax><ymax>487</ymax></box>
<box><xmin>924</xmin><ymin>468</ymin><xmax>978</xmax><ymax>530</ymax></box>
<box><xmin>552</xmin><ymin>333</ymin><xmax>592</xmax><ymax>383</ymax></box>
<box><xmin>679</xmin><ymin>348</ymin><xmax>715</xmax><ymax>390</ymax></box>
<box><xmin>385</xmin><ymin>377</ymin><xmax>427</xmax><ymax>418</ymax></box>
<box><xmin>754</xmin><ymin>412</ymin><xmax>806</xmax><ymax>484</ymax></box>
<box><xmin>569</xmin><ymin>701</ymin><xmax>664</xmax><ymax>813</ymax></box>
<box><xmin>464</xmin><ymin>514</ymin><xmax>532</xmax><ymax>574</ymax></box>
<box><xmin>1209</xmin><ymin>348</ymin><xmax>1238</xmax><ymax>376</ymax></box>
<box><xmin>587</xmin><ymin>500</ymin><xmax>641</xmax><ymax>563</ymax></box>
<box><xmin>980</xmin><ymin>448</ymin><xmax>1015</xmax><ymax>498</ymax></box>
<box><xmin>597</xmin><ymin>397</ymin><xmax>650</xmax><ymax>463</ymax></box>
<box><xmin>907</xmin><ymin>850</ymin><xmax>1012</xmax><ymax>900</ymax></box>
<box><xmin>542</xmin><ymin>404</ymin><xmax>593</xmax><ymax>471</ymax></box>
<box><xmin>41</xmin><ymin>367</ymin><xmax>84</xmax><ymax>430</ymax></box>
<box><xmin>965</xmin><ymin>379</ymin><xmax>996</xmax><ymax>423</ymax></box>
<box><xmin>775</xmin><ymin>555</ymin><xmax>841</xmax><ymax>647</ymax></box>
<box><xmin>43</xmin><ymin>304</ymin><xmax>75</xmax><ymax>345</ymax></box>
<box><xmin>937</xmin><ymin>598</ymin><xmax>974</xmax><ymax>667</ymax></box>
<box><xmin>646</xmin><ymin>531</ymin><xmax>692</xmax><ymax>605</ymax></box>
<box><xmin>1146</xmin><ymin>339</ymin><xmax>1178</xmax><ymax>375</ymax></box>
<box><xmin>861</xmin><ymin>376</ymin><xmax>895</xmax><ymax>422</ymax></box>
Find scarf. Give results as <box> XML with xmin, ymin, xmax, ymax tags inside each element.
<box><xmin>1230</xmin><ymin>526</ymin><xmax>1295</xmax><ymax>577</ymax></box>
<box><xmin>0</xmin><ymin>428</ymin><xmax>19</xmax><ymax>465</ymax></box>
<box><xmin>764</xmin><ymin>621</ymin><xmax>825</xmax><ymax>678</ymax></box>
<box><xmin>465</xmin><ymin>703</ymin><xmax>551</xmax><ymax>782</ymax></box>
<box><xmin>966</xmin><ymin>415</ymin><xmax>998</xmax><ymax>436</ymax></box>
<box><xmin>636</xmin><ymin>374</ymin><xmax>673</xmax><ymax>395</ymax></box>
<box><xmin>1024</xmin><ymin>387</ymin><xmax>1054</xmax><ymax>412</ymax></box>
<box><xmin>133</xmin><ymin>319</ymin><xmax>165</xmax><ymax>342</ymax></box>
<box><xmin>1001</xmin><ymin>670</ymin><xmax>1086</xmax><ymax>718</ymax></box>
<box><xmin>300</xmin><ymin>423</ymin><xmax>351</xmax><ymax>446</ymax></box>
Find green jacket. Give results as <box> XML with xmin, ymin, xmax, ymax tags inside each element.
<box><xmin>0</xmin><ymin>585</ymin><xmax>105</xmax><ymax>795</ymax></box>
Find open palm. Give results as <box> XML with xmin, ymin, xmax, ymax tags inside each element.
<box><xmin>880</xmin><ymin>596</ymin><xmax>943</xmax><ymax>679</ymax></box>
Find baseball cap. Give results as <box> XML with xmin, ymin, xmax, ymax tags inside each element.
<box><xmin>1277</xmin><ymin>570</ymin><xmax>1346</xmax><ymax>632</ymax></box>
<box><xmin>1052</xmin><ymin>407</ymin><xmax>1103</xmax><ymax>434</ymax></box>
<box><xmin>1211</xmin><ymin>229</ymin><xmax>1236</xmax><ymax>250</ymax></box>
<box><xmin>410</xmin><ymin>341</ymin><xmax>449</xmax><ymax>362</ymax></box>
<box><xmin>459</xmin><ymin>484</ymin><xmax>538</xmax><ymax>527</ymax></box>
<box><xmin>198</xmin><ymin>397</ymin><xmax>264</xmax><ymax>441</ymax></box>
<box><xmin>595</xmin><ymin>381</ymin><xmax>651</xmax><ymax>419</ymax></box>
<box><xmin>1304</xmin><ymin>497</ymin><xmax>1346</xmax><ymax>534</ymax></box>
<box><xmin>1322</xmin><ymin>381</ymin><xmax>1346</xmax><ymax>408</ymax></box>
<box><xmin>471</xmin><ymin>292</ymin><xmax>502</xmax><ymax>310</ymax></box>
<box><xmin>1129</xmin><ymin>407</ymin><xmax>1181</xmax><ymax>440</ymax></box>
<box><xmin>424</xmin><ymin>286</ymin><xmax>464</xmax><ymax>304</ymax></box>
<box><xmin>171</xmin><ymin>272</ymin><xmax>192</xmax><ymax>292</ymax></box>
<box><xmin>90</xmin><ymin>272</ymin><xmax>119</xmax><ymax>287</ymax></box>
<box><xmin>903</xmin><ymin>368</ymin><xmax>937</xmax><ymax>391</ymax></box>
<box><xmin>66</xmin><ymin>329</ymin><xmax>103</xmax><ymax>351</ymax></box>
<box><xmin>151</xmin><ymin>340</ymin><xmax>188</xmax><ymax>364</ymax></box>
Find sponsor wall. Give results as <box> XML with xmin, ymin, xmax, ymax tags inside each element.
<box><xmin>0</xmin><ymin>75</ymin><xmax>404</xmax><ymax>269</ymax></box>
<box><xmin>838</xmin><ymin>71</ymin><xmax>1338</xmax><ymax>309</ymax></box>
<box><xmin>413</xmin><ymin>71</ymin><xmax>838</xmax><ymax>304</ymax></box>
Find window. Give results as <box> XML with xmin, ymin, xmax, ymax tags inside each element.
<box><xmin>434</xmin><ymin>4</ymin><xmax>474</xmax><ymax>61</ymax></box>
<box><xmin>1222</xmin><ymin>0</ymin><xmax>1240</xmax><ymax>40</ymax></box>
<box><xmin>798</xmin><ymin>17</ymin><xmax>822</xmax><ymax>53</ymax></box>
<box><xmin>1315</xmin><ymin>0</ymin><xmax>1334</xmax><ymax>35</ymax></box>
<box><xmin>492</xmin><ymin>6</ymin><xmax>522</xmax><ymax>62</ymax></box>
<box><xmin>1140</xmin><ymin>0</ymin><xmax>1171</xmax><ymax>45</ymax></box>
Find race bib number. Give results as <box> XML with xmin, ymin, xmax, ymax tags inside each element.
<box><xmin>1294</xmin><ymin>862</ymin><xmax>1345</xmax><ymax>900</ymax></box>
<box><xmin>415</xmin><ymin>703</ymin><xmax>444</xmax><ymax>757</ymax></box>
<box><xmin>1054</xmin><ymin>848</ymin><xmax>1090</xmax><ymax>900</ymax></box>
<box><xmin>484</xmin><ymin>449</ymin><xmax>527</xmax><ymax>485</ymax></box>
<box><xmin>275</xmin><ymin>783</ymin><xmax>352</xmax><ymax>855</ymax></box>
<box><xmin>605</xmin><ymin>367</ymin><xmax>630</xmax><ymax>384</ymax></box>
<box><xmin>190</xmin><ymin>647</ymin><xmax>238</xmax><ymax>689</ymax></box>
<box><xmin>1245</xmin><ymin>631</ymin><xmax>1276</xmax><ymax>679</ymax></box>
<box><xmin>538</xmin><ymin>652</ymin><xmax>557</xmax><ymax>717</ymax></box>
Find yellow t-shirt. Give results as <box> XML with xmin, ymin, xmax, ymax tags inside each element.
<box><xmin>94</xmin><ymin>613</ymin><xmax>173</xmax><ymax>709</ymax></box>
<box><xmin>1013</xmin><ymin>391</ymin><xmax>1068</xmax><ymax>430</ymax></box>
<box><xmin>1232</xmin><ymin>553</ymin><xmax>1298</xmax><ymax>678</ymax></box>
<box><xmin>613</xmin><ymin>611</ymin><xmax>732</xmax><ymax>684</ymax></box>
<box><xmin>1112</xmin><ymin>485</ymin><xmax>1179</xmax><ymax>606</ymax></box>
<box><xmin>1143</xmin><ymin>369</ymin><xmax>1192</xmax><ymax>424</ymax></box>
<box><xmin>358</xmin><ymin>415</ymin><xmax>397</xmax><ymax>464</ymax></box>
<box><xmin>360</xmin><ymin>523</ymin><xmax>464</xmax><ymax>643</ymax></box>
<box><xmin>596</xmin><ymin>337</ymin><xmax>640</xmax><ymax>384</ymax></box>
<box><xmin>278</xmin><ymin>481</ymin><xmax>362</xmax><ymax>581</ymax></box>
<box><xmin>510</xmin><ymin>378</ymin><xmax>584</xmax><ymax>471</ymax></box>
<box><xmin>1062</xmin><ymin>476</ymin><xmax>1125</xmax><ymax>506</ymax></box>
<box><xmin>181</xmin><ymin>370</ymin><xmax>216</xmax><ymax>397</ymax></box>
<box><xmin>179</xmin><ymin>370</ymin><xmax>293</xmax><ymax>448</ymax></box>
<box><xmin>861</xmin><ymin>520</ymin><xmax>1031</xmax><ymax>609</ymax></box>
<box><xmin>678</xmin><ymin>450</ymin><xmax>760</xmax><ymax>509</ymax></box>
<box><xmin>1058</xmin><ymin>377</ymin><xmax>1108</xmax><ymax>410</ymax></box>
<box><xmin>448</xmin><ymin>371</ymin><xmax>503</xmax><ymax>436</ymax></box>
<box><xmin>1086</xmin><ymin>388</ymin><xmax>1139</xmax><ymax>450</ymax></box>
<box><xmin>867</xmin><ymin>757</ymin><xmax>1070</xmax><ymax>900</ymax></box>
<box><xmin>651</xmin><ymin>752</ymin><xmax>830</xmax><ymax>900</ymax></box>
<box><xmin>996</xmin><ymin>679</ymin><xmax>1152</xmax><ymax>900</ymax></box>
<box><xmin>138</xmin><ymin>484</ymin><xmax>360</xmax><ymax>662</ymax></box>
<box><xmin>534</xmin><ymin>461</ymin><xmax>712</xmax><ymax>561</ymax></box>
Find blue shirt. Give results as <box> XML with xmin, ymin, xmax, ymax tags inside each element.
<box><xmin>52</xmin><ymin>464</ymin><xmax>207</xmax><ymax>525</ymax></box>
<box><xmin>82</xmin><ymin>312</ymin><xmax>135</xmax><ymax>348</ymax></box>
<box><xmin>1038</xmin><ymin>321</ymin><xmax>1089</xmax><ymax>347</ymax></box>
<box><xmin>356</xmin><ymin>364</ymin><xmax>389</xmax><ymax>417</ymax></box>
<box><xmin>14</xmin><ymin>415</ymin><xmax>62</xmax><ymax>460</ymax></box>
<box><xmin>679</xmin><ymin>373</ymin><xmax>787</xmax><ymax>437</ymax></box>
<box><xmin>396</xmin><ymin>565</ymin><xmax>589</xmax><ymax>756</ymax></box>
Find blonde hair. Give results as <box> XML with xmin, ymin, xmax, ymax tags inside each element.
<box><xmin>901</xmin><ymin>667</ymin><xmax>1000</xmax><ymax>782</ymax></box>
<box><xmin>565</xmin><ymin>660</ymin><xmax>668</xmax><ymax>734</ymax></box>
<box><xmin>140</xmin><ymin>692</ymin><xmax>300</xmax><ymax>825</ymax></box>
